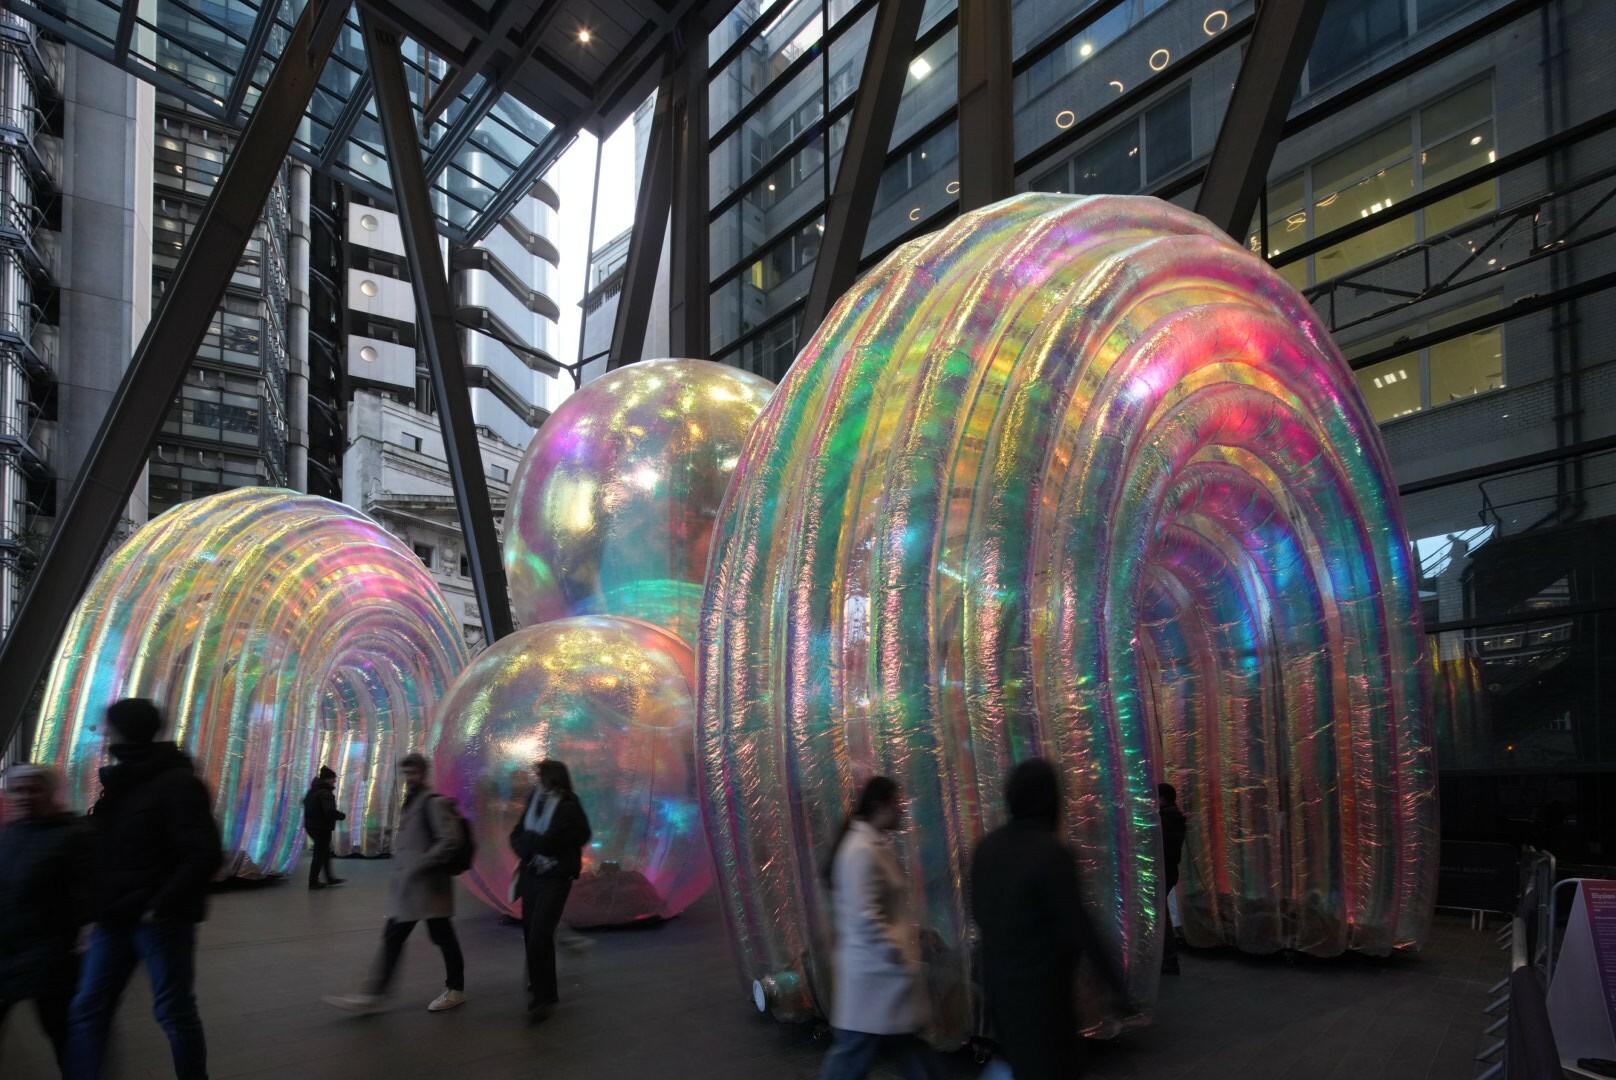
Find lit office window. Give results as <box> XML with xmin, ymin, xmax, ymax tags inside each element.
<box><xmin>1259</xmin><ymin>78</ymin><xmax>1496</xmax><ymax>287</ymax></box>
<box><xmin>1346</xmin><ymin>295</ymin><xmax>1503</xmax><ymax>422</ymax></box>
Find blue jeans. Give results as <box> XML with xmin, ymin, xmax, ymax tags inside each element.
<box><xmin>818</xmin><ymin>1029</ymin><xmax>945</xmax><ymax>1080</ymax></box>
<box><xmin>67</xmin><ymin>921</ymin><xmax>207</xmax><ymax>1079</ymax></box>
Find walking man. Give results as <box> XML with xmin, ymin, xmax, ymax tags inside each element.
<box><xmin>326</xmin><ymin>753</ymin><xmax>465</xmax><ymax>1013</ymax></box>
<box><xmin>971</xmin><ymin>759</ymin><xmax>1134</xmax><ymax>1080</ymax></box>
<box><xmin>68</xmin><ymin>698</ymin><xmax>223</xmax><ymax>1080</ymax></box>
<box><xmin>0</xmin><ymin>764</ymin><xmax>93</xmax><ymax>1074</ymax></box>
<box><xmin>302</xmin><ymin>766</ymin><xmax>346</xmax><ymax>890</ymax></box>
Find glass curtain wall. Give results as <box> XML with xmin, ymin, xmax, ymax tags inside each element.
<box><xmin>150</xmin><ymin>103</ymin><xmax>292</xmax><ymax>516</ymax></box>
<box><xmin>702</xmin><ymin>0</ymin><xmax>1616</xmax><ymax>861</ymax></box>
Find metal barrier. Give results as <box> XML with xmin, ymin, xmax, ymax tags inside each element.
<box><xmin>1475</xmin><ymin>848</ymin><xmax>1561</xmax><ymax>1080</ymax></box>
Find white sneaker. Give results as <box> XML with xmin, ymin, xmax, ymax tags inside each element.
<box><xmin>428</xmin><ymin>988</ymin><xmax>465</xmax><ymax>1012</ymax></box>
<box><xmin>324</xmin><ymin>993</ymin><xmax>382</xmax><ymax>1014</ymax></box>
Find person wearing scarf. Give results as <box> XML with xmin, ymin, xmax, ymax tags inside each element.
<box><xmin>509</xmin><ymin>759</ymin><xmax>591</xmax><ymax>1017</ymax></box>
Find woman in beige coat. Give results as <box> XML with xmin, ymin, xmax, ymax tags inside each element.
<box><xmin>819</xmin><ymin>777</ymin><xmax>943</xmax><ymax>1080</ymax></box>
<box><xmin>326</xmin><ymin>753</ymin><xmax>465</xmax><ymax>1013</ymax></box>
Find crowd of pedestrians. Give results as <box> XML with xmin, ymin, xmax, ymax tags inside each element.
<box><xmin>2</xmin><ymin>696</ymin><xmax>1192</xmax><ymax>1080</ymax></box>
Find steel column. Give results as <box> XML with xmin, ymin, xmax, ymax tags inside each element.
<box><xmin>956</xmin><ymin>0</ymin><xmax>1014</xmax><ymax>212</ymax></box>
<box><xmin>608</xmin><ymin>55</ymin><xmax>677</xmax><ymax>368</ymax></box>
<box><xmin>0</xmin><ymin>0</ymin><xmax>344</xmax><ymax>755</ymax></box>
<box><xmin>362</xmin><ymin>11</ymin><xmax>516</xmax><ymax>645</ymax></box>
<box><xmin>1194</xmin><ymin>0</ymin><xmax>1328</xmax><ymax>239</ymax></box>
<box><xmin>668</xmin><ymin>20</ymin><xmax>710</xmax><ymax>359</ymax></box>
<box><xmin>801</xmin><ymin>0</ymin><xmax>927</xmax><ymax>339</ymax></box>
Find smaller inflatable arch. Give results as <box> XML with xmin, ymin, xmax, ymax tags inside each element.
<box><xmin>33</xmin><ymin>488</ymin><xmax>471</xmax><ymax>877</ymax></box>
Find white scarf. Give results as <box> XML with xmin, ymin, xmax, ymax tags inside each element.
<box><xmin>523</xmin><ymin>789</ymin><xmax>560</xmax><ymax>874</ymax></box>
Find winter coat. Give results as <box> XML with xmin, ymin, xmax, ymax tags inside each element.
<box><xmin>827</xmin><ymin>820</ymin><xmax>926</xmax><ymax>1035</ymax></box>
<box><xmin>0</xmin><ymin>812</ymin><xmax>93</xmax><ymax>997</ymax></box>
<box><xmin>509</xmin><ymin>789</ymin><xmax>592</xmax><ymax>881</ymax></box>
<box><xmin>1159</xmin><ymin>803</ymin><xmax>1187</xmax><ymax>892</ymax></box>
<box><xmin>87</xmin><ymin>742</ymin><xmax>224</xmax><ymax>925</ymax></box>
<box><xmin>970</xmin><ymin>820</ymin><xmax>1126</xmax><ymax>1080</ymax></box>
<box><xmin>387</xmin><ymin>786</ymin><xmax>457</xmax><ymax>921</ymax></box>
<box><xmin>302</xmin><ymin>780</ymin><xmax>345</xmax><ymax>838</ymax></box>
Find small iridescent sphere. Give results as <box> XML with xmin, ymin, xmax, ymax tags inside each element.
<box><xmin>433</xmin><ymin>615</ymin><xmax>710</xmax><ymax>925</ymax></box>
<box><xmin>503</xmin><ymin>358</ymin><xmax>774</xmax><ymax>645</ymax></box>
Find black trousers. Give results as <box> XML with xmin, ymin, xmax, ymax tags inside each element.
<box><xmin>369</xmin><ymin>918</ymin><xmax>463</xmax><ymax>995</ymax></box>
<box><xmin>520</xmin><ymin>874</ymin><xmax>572</xmax><ymax>1005</ymax></box>
<box><xmin>307</xmin><ymin>832</ymin><xmax>335</xmax><ymax>885</ymax></box>
<box><xmin>0</xmin><ymin>974</ymin><xmax>74</xmax><ymax>1073</ymax></box>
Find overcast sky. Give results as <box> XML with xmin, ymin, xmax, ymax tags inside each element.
<box><xmin>545</xmin><ymin>112</ymin><xmax>641</xmax><ymax>371</ymax></box>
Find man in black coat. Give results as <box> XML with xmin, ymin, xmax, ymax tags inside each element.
<box><xmin>0</xmin><ymin>764</ymin><xmax>92</xmax><ymax>1074</ymax></box>
<box><xmin>970</xmin><ymin>759</ymin><xmax>1133</xmax><ymax>1080</ymax></box>
<box><xmin>1158</xmin><ymin>783</ymin><xmax>1187</xmax><ymax>976</ymax></box>
<box><xmin>67</xmin><ymin>698</ymin><xmax>223</xmax><ymax>1080</ymax></box>
<box><xmin>302</xmin><ymin>766</ymin><xmax>347</xmax><ymax>890</ymax></box>
<box><xmin>509</xmin><ymin>759</ymin><xmax>591</xmax><ymax>1017</ymax></box>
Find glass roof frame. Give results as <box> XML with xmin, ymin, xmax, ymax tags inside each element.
<box><xmin>11</xmin><ymin>0</ymin><xmax>563</xmax><ymax>244</ymax></box>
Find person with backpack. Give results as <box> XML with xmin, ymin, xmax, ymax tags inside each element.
<box><xmin>302</xmin><ymin>766</ymin><xmax>346</xmax><ymax>890</ymax></box>
<box><xmin>325</xmin><ymin>752</ymin><xmax>467</xmax><ymax>1014</ymax></box>
<box><xmin>509</xmin><ymin>759</ymin><xmax>591</xmax><ymax>1018</ymax></box>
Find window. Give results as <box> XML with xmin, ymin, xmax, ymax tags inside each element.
<box><xmin>403</xmin><ymin>433</ymin><xmax>423</xmax><ymax>453</ymax></box>
<box><xmin>413</xmin><ymin>544</ymin><xmax>435</xmax><ymax>569</ymax></box>
<box><xmin>490</xmin><ymin>464</ymin><xmax>509</xmax><ymax>483</ymax></box>
<box><xmin>1028</xmin><ymin>87</ymin><xmax>1191</xmax><ymax>198</ymax></box>
<box><xmin>459</xmin><ymin>554</ymin><xmax>471</xmax><ymax>578</ymax></box>
<box><xmin>1073</xmin><ymin>124</ymin><xmax>1139</xmax><ymax>195</ymax></box>
<box><xmin>1255</xmin><ymin>79</ymin><xmax>1497</xmax><ymax>287</ymax></box>
<box><xmin>1308</xmin><ymin>0</ymin><xmax>1407</xmax><ymax>89</ymax></box>
<box><xmin>1347</xmin><ymin>295</ymin><xmax>1503</xmax><ymax>422</ymax></box>
<box><xmin>1144</xmin><ymin>89</ymin><xmax>1192</xmax><ymax>182</ymax></box>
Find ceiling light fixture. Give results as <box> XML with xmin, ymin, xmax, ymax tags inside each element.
<box><xmin>1079</xmin><ymin>42</ymin><xmax>1093</xmax><ymax>58</ymax></box>
<box><xmin>1470</xmin><ymin>135</ymin><xmax>1483</xmax><ymax>146</ymax></box>
<box><xmin>1150</xmin><ymin>49</ymin><xmax>1170</xmax><ymax>71</ymax></box>
<box><xmin>909</xmin><ymin>57</ymin><xmax>932</xmax><ymax>80</ymax></box>
<box><xmin>1204</xmin><ymin>10</ymin><xmax>1229</xmax><ymax>34</ymax></box>
<box><xmin>1055</xmin><ymin>109</ymin><xmax>1076</xmax><ymax>129</ymax></box>
<box><xmin>578</xmin><ymin>28</ymin><xmax>591</xmax><ymax>44</ymax></box>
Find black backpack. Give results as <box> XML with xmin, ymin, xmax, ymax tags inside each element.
<box><xmin>424</xmin><ymin>794</ymin><xmax>476</xmax><ymax>876</ymax></box>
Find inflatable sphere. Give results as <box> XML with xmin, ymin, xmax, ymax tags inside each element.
<box><xmin>32</xmin><ymin>488</ymin><xmax>471</xmax><ymax>876</ymax></box>
<box><xmin>503</xmin><ymin>358</ymin><xmax>773</xmax><ymax>645</ymax></box>
<box><xmin>434</xmin><ymin>616</ymin><xmax>711</xmax><ymax>926</ymax></box>
<box><xmin>699</xmin><ymin>194</ymin><xmax>1435</xmax><ymax>1038</ymax></box>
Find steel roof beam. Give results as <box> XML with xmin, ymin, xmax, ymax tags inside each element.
<box><xmin>362</xmin><ymin>7</ymin><xmax>516</xmax><ymax>644</ymax></box>
<box><xmin>1195</xmin><ymin>0</ymin><xmax>1328</xmax><ymax>239</ymax></box>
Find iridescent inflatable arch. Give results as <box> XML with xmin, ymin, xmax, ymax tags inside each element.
<box><xmin>698</xmin><ymin>194</ymin><xmax>1436</xmax><ymax>1037</ymax></box>
<box><xmin>32</xmin><ymin>489</ymin><xmax>471</xmax><ymax>877</ymax></box>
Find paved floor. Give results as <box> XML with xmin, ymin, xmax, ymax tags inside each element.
<box><xmin>1</xmin><ymin>858</ymin><xmax>1503</xmax><ymax>1079</ymax></box>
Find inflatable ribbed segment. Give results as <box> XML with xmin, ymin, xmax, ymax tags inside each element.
<box><xmin>32</xmin><ymin>488</ymin><xmax>471</xmax><ymax>876</ymax></box>
<box><xmin>697</xmin><ymin>194</ymin><xmax>1435</xmax><ymax>1038</ymax></box>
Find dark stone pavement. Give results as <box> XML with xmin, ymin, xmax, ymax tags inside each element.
<box><xmin>0</xmin><ymin>858</ymin><xmax>1503</xmax><ymax>1079</ymax></box>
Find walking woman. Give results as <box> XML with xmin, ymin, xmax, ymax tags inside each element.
<box><xmin>509</xmin><ymin>759</ymin><xmax>591</xmax><ymax>1017</ymax></box>
<box><xmin>819</xmin><ymin>776</ymin><xmax>943</xmax><ymax>1080</ymax></box>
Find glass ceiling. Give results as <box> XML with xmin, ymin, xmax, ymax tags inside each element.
<box><xmin>12</xmin><ymin>0</ymin><xmax>556</xmax><ymax>242</ymax></box>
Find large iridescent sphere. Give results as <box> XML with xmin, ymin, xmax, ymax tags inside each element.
<box><xmin>434</xmin><ymin>615</ymin><xmax>710</xmax><ymax>925</ymax></box>
<box><xmin>503</xmin><ymin>358</ymin><xmax>774</xmax><ymax>645</ymax></box>
<box><xmin>32</xmin><ymin>488</ymin><xmax>471</xmax><ymax>877</ymax></box>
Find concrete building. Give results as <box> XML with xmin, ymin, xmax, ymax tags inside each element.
<box><xmin>333</xmin><ymin>182</ymin><xmax>567</xmax><ymax>648</ymax></box>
